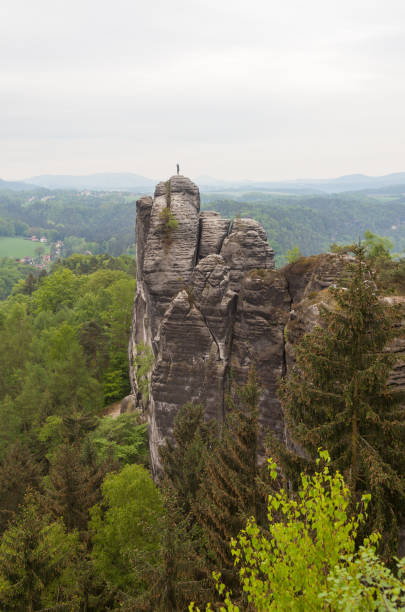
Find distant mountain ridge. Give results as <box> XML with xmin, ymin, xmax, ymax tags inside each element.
<box><xmin>0</xmin><ymin>178</ymin><xmax>39</xmax><ymax>191</ymax></box>
<box><xmin>194</xmin><ymin>172</ymin><xmax>405</xmax><ymax>194</ymax></box>
<box><xmin>1</xmin><ymin>171</ymin><xmax>404</xmax><ymax>194</ymax></box>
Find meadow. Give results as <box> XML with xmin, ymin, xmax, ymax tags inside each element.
<box><xmin>0</xmin><ymin>237</ymin><xmax>50</xmax><ymax>258</ymax></box>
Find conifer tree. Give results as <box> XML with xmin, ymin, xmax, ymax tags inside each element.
<box><xmin>130</xmin><ymin>403</ymin><xmax>218</xmax><ymax>611</ymax></box>
<box><xmin>0</xmin><ymin>492</ymin><xmax>82</xmax><ymax>611</ymax></box>
<box><xmin>0</xmin><ymin>441</ymin><xmax>42</xmax><ymax>534</ymax></box>
<box><xmin>278</xmin><ymin>246</ymin><xmax>405</xmax><ymax>557</ymax></box>
<box><xmin>44</xmin><ymin>439</ymin><xmax>116</xmax><ymax>538</ymax></box>
<box><xmin>197</xmin><ymin>370</ymin><xmax>262</xmax><ymax>571</ymax></box>
<box><xmin>128</xmin><ymin>490</ymin><xmax>214</xmax><ymax>612</ymax></box>
<box><xmin>160</xmin><ymin>402</ymin><xmax>217</xmax><ymax>515</ymax></box>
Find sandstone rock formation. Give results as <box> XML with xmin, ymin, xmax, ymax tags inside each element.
<box><xmin>129</xmin><ymin>175</ymin><xmax>349</xmax><ymax>477</ymax></box>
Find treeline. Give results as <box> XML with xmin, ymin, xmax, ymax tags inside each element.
<box><xmin>0</xmin><ymin>252</ymin><xmax>137</xmax><ymax>302</ymax></box>
<box><xmin>0</xmin><ymin>189</ymin><xmax>140</xmax><ymax>256</ymax></box>
<box><xmin>202</xmin><ymin>192</ymin><xmax>405</xmax><ymax>265</ymax></box>
<box><xmin>0</xmin><ymin>258</ymin><xmax>42</xmax><ymax>300</ymax></box>
<box><xmin>0</xmin><ymin>217</ymin><xmax>30</xmax><ymax>237</ymax></box>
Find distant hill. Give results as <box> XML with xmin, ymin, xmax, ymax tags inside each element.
<box><xmin>24</xmin><ymin>172</ymin><xmax>156</xmax><ymax>191</ymax></box>
<box><xmin>303</xmin><ymin>173</ymin><xmax>405</xmax><ymax>193</ymax></box>
<box><xmin>2</xmin><ymin>170</ymin><xmax>403</xmax><ymax>194</ymax></box>
<box><xmin>194</xmin><ymin>172</ymin><xmax>405</xmax><ymax>194</ymax></box>
<box><xmin>355</xmin><ymin>183</ymin><xmax>405</xmax><ymax>196</ymax></box>
<box><xmin>0</xmin><ymin>178</ymin><xmax>38</xmax><ymax>191</ymax></box>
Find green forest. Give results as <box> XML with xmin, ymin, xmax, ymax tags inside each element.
<box><xmin>202</xmin><ymin>191</ymin><xmax>405</xmax><ymax>266</ymax></box>
<box><xmin>2</xmin><ymin>187</ymin><xmax>405</xmax><ymax>272</ymax></box>
<box><xmin>0</xmin><ymin>189</ymin><xmax>140</xmax><ymax>258</ymax></box>
<box><xmin>0</xmin><ymin>245</ymin><xmax>404</xmax><ymax>610</ymax></box>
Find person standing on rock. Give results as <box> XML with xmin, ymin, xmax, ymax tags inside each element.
<box><xmin>176</xmin><ymin>164</ymin><xmax>180</xmax><ymax>175</ymax></box>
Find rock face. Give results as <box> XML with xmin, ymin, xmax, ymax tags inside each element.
<box><xmin>129</xmin><ymin>176</ymin><xmax>349</xmax><ymax>477</ymax></box>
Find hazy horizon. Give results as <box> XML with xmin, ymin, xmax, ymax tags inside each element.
<box><xmin>2</xmin><ymin>0</ymin><xmax>405</xmax><ymax>181</ymax></box>
<box><xmin>14</xmin><ymin>169</ymin><xmax>405</xmax><ymax>185</ymax></box>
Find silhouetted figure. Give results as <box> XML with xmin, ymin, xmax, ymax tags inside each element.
<box><xmin>176</xmin><ymin>164</ymin><xmax>180</xmax><ymax>175</ymax></box>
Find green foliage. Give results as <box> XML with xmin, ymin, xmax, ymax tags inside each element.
<box><xmin>278</xmin><ymin>246</ymin><xmax>405</xmax><ymax>559</ymax></box>
<box><xmin>57</xmin><ymin>252</ymin><xmax>136</xmax><ymax>276</ymax></box>
<box><xmin>160</xmin><ymin>403</ymin><xmax>217</xmax><ymax>515</ymax></box>
<box><xmin>0</xmin><ymin>217</ymin><xmax>17</xmax><ymax>237</ymax></box>
<box><xmin>159</xmin><ymin>207</ymin><xmax>179</xmax><ymax>241</ymax></box>
<box><xmin>2</xmin><ymin>184</ymin><xmax>405</xmax><ymax>265</ymax></box>
<box><xmin>0</xmin><ymin>441</ymin><xmax>42</xmax><ymax>534</ymax></box>
<box><xmin>0</xmin><ymin>188</ymin><xmax>138</xmax><ymax>256</ymax></box>
<box><xmin>11</xmin><ymin>320</ymin><xmax>104</xmax><ymax>426</ymax></box>
<box><xmin>44</xmin><ymin>439</ymin><xmax>115</xmax><ymax>536</ymax></box>
<box><xmin>228</xmin><ymin>452</ymin><xmax>368</xmax><ymax>611</ymax></box>
<box><xmin>0</xmin><ymin>492</ymin><xmax>82</xmax><ymax>611</ymax></box>
<box><xmin>285</xmin><ymin>244</ymin><xmax>301</xmax><ymax>263</ymax></box>
<box><xmin>136</xmin><ymin>404</ymin><xmax>218</xmax><ymax>611</ymax></box>
<box><xmin>0</xmin><ymin>300</ymin><xmax>32</xmax><ymax>403</ymax></box>
<box><xmin>152</xmin><ymin>375</ymin><xmax>271</xmax><ymax>609</ymax></box>
<box><xmin>0</xmin><ymin>253</ymin><xmax>140</xmax><ymax>608</ymax></box>
<box><xmin>197</xmin><ymin>371</ymin><xmax>262</xmax><ymax>571</ymax></box>
<box><xmin>134</xmin><ymin>342</ymin><xmax>155</xmax><ymax>405</ymax></box>
<box><xmin>90</xmin><ymin>413</ymin><xmax>148</xmax><ymax>465</ymax></box>
<box><xmin>323</xmin><ymin>543</ymin><xmax>405</xmax><ymax>610</ymax></box>
<box><xmin>103</xmin><ymin>365</ymin><xmax>130</xmax><ymax>404</ymax></box>
<box><xmin>90</xmin><ymin>464</ymin><xmax>163</xmax><ymax>593</ymax></box>
<box><xmin>0</xmin><ymin>258</ymin><xmax>38</xmax><ymax>300</ymax></box>
<box><xmin>159</xmin><ymin>180</ymin><xmax>178</xmax><ymax>243</ymax></box>
<box><xmin>134</xmin><ymin>492</ymin><xmax>214</xmax><ymax>612</ymax></box>
<box><xmin>190</xmin><ymin>452</ymin><xmax>405</xmax><ymax>612</ymax></box>
<box><xmin>202</xmin><ymin>192</ymin><xmax>405</xmax><ymax>267</ymax></box>
<box><xmin>32</xmin><ymin>267</ymin><xmax>82</xmax><ymax>312</ymax></box>
<box><xmin>63</xmin><ymin>234</ymin><xmax>99</xmax><ymax>257</ymax></box>
<box><xmin>363</xmin><ymin>229</ymin><xmax>393</xmax><ymax>260</ymax></box>
<box><xmin>0</xmin><ymin>255</ymin><xmax>135</xmax><ymax>452</ymax></box>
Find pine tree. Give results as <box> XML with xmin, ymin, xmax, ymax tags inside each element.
<box><xmin>129</xmin><ymin>403</ymin><xmax>218</xmax><ymax>611</ymax></box>
<box><xmin>197</xmin><ymin>370</ymin><xmax>262</xmax><ymax>571</ymax></box>
<box><xmin>0</xmin><ymin>441</ymin><xmax>42</xmax><ymax>534</ymax></box>
<box><xmin>44</xmin><ymin>439</ymin><xmax>116</xmax><ymax>539</ymax></box>
<box><xmin>160</xmin><ymin>402</ymin><xmax>217</xmax><ymax>515</ymax></box>
<box><xmin>278</xmin><ymin>246</ymin><xmax>405</xmax><ymax>558</ymax></box>
<box><xmin>121</xmin><ymin>490</ymin><xmax>213</xmax><ymax>612</ymax></box>
<box><xmin>0</xmin><ymin>491</ymin><xmax>83</xmax><ymax>611</ymax></box>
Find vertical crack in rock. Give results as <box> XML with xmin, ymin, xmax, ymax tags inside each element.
<box><xmin>281</xmin><ymin>273</ymin><xmax>293</xmax><ymax>378</ymax></box>
<box><xmin>194</xmin><ymin>303</ymin><xmax>221</xmax><ymax>360</ymax></box>
<box><xmin>230</xmin><ymin>268</ymin><xmax>291</xmax><ymax>446</ymax></box>
<box><xmin>280</xmin><ymin>274</ymin><xmax>292</xmax><ymax>449</ymax></box>
<box><xmin>194</xmin><ymin>216</ymin><xmax>203</xmax><ymax>267</ymax></box>
<box><xmin>198</xmin><ymin>211</ymin><xmax>230</xmax><ymax>261</ymax></box>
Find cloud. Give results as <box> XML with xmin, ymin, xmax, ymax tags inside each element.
<box><xmin>1</xmin><ymin>0</ymin><xmax>405</xmax><ymax>180</ymax></box>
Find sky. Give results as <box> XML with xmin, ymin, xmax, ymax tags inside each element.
<box><xmin>1</xmin><ymin>0</ymin><xmax>405</xmax><ymax>181</ymax></box>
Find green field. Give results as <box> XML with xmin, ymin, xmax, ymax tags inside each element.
<box><xmin>0</xmin><ymin>237</ymin><xmax>50</xmax><ymax>258</ymax></box>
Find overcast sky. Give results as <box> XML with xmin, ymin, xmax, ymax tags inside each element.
<box><xmin>1</xmin><ymin>0</ymin><xmax>405</xmax><ymax>181</ymax></box>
